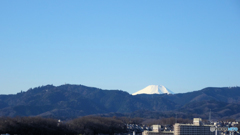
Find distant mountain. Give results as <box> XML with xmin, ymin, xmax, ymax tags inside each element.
<box><xmin>0</xmin><ymin>84</ymin><xmax>239</xmax><ymax>120</ymax></box>
<box><xmin>0</xmin><ymin>84</ymin><xmax>176</xmax><ymax>119</ymax></box>
<box><xmin>132</xmin><ymin>85</ymin><xmax>174</xmax><ymax>95</ymax></box>
<box><xmin>161</xmin><ymin>87</ymin><xmax>240</xmax><ymax>105</ymax></box>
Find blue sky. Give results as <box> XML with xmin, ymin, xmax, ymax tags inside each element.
<box><xmin>1</xmin><ymin>0</ymin><xmax>240</xmax><ymax>94</ymax></box>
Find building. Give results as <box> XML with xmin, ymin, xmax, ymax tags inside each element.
<box><xmin>174</xmin><ymin>118</ymin><xmax>215</xmax><ymax>135</ymax></box>
<box><xmin>142</xmin><ymin>125</ymin><xmax>174</xmax><ymax>135</ymax></box>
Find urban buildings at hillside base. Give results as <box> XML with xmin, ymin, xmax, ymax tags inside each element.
<box><xmin>142</xmin><ymin>118</ymin><xmax>238</xmax><ymax>135</ymax></box>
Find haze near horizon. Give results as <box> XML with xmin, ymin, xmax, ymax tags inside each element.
<box><xmin>0</xmin><ymin>0</ymin><xmax>240</xmax><ymax>94</ymax></box>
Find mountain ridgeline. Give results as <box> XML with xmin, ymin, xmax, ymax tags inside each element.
<box><xmin>0</xmin><ymin>85</ymin><xmax>240</xmax><ymax>120</ymax></box>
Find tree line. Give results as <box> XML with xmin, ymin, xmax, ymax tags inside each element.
<box><xmin>0</xmin><ymin>116</ymin><xmax>216</xmax><ymax>135</ymax></box>
<box><xmin>0</xmin><ymin>116</ymin><xmax>131</xmax><ymax>135</ymax></box>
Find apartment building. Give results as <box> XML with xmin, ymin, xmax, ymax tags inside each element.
<box><xmin>174</xmin><ymin>118</ymin><xmax>215</xmax><ymax>135</ymax></box>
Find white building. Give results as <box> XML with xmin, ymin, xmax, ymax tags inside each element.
<box><xmin>142</xmin><ymin>125</ymin><xmax>174</xmax><ymax>135</ymax></box>
<box><xmin>174</xmin><ymin>118</ymin><xmax>215</xmax><ymax>135</ymax></box>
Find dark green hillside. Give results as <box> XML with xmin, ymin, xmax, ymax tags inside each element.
<box><xmin>162</xmin><ymin>87</ymin><xmax>240</xmax><ymax>106</ymax></box>
<box><xmin>0</xmin><ymin>84</ymin><xmax>177</xmax><ymax>118</ymax></box>
<box><xmin>178</xmin><ymin>100</ymin><xmax>240</xmax><ymax>119</ymax></box>
<box><xmin>0</xmin><ymin>84</ymin><xmax>239</xmax><ymax>119</ymax></box>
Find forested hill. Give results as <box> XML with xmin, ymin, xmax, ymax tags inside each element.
<box><xmin>0</xmin><ymin>84</ymin><xmax>240</xmax><ymax>119</ymax></box>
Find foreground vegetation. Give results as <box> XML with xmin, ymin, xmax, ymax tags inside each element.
<box><xmin>0</xmin><ymin>116</ymin><xmax>194</xmax><ymax>135</ymax></box>
<box><xmin>0</xmin><ymin>116</ymin><xmax>128</xmax><ymax>135</ymax></box>
<box><xmin>1</xmin><ymin>116</ymin><xmax>238</xmax><ymax>135</ymax></box>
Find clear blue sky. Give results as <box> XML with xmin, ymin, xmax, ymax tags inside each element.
<box><xmin>1</xmin><ymin>0</ymin><xmax>240</xmax><ymax>94</ymax></box>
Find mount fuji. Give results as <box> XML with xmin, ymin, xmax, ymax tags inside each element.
<box><xmin>132</xmin><ymin>85</ymin><xmax>174</xmax><ymax>95</ymax></box>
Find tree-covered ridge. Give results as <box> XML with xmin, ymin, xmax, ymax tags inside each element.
<box><xmin>0</xmin><ymin>84</ymin><xmax>240</xmax><ymax>119</ymax></box>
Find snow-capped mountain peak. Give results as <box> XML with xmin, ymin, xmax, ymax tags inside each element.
<box><xmin>132</xmin><ymin>85</ymin><xmax>174</xmax><ymax>95</ymax></box>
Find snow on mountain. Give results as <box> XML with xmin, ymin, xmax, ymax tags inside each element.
<box><xmin>132</xmin><ymin>85</ymin><xmax>174</xmax><ymax>95</ymax></box>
